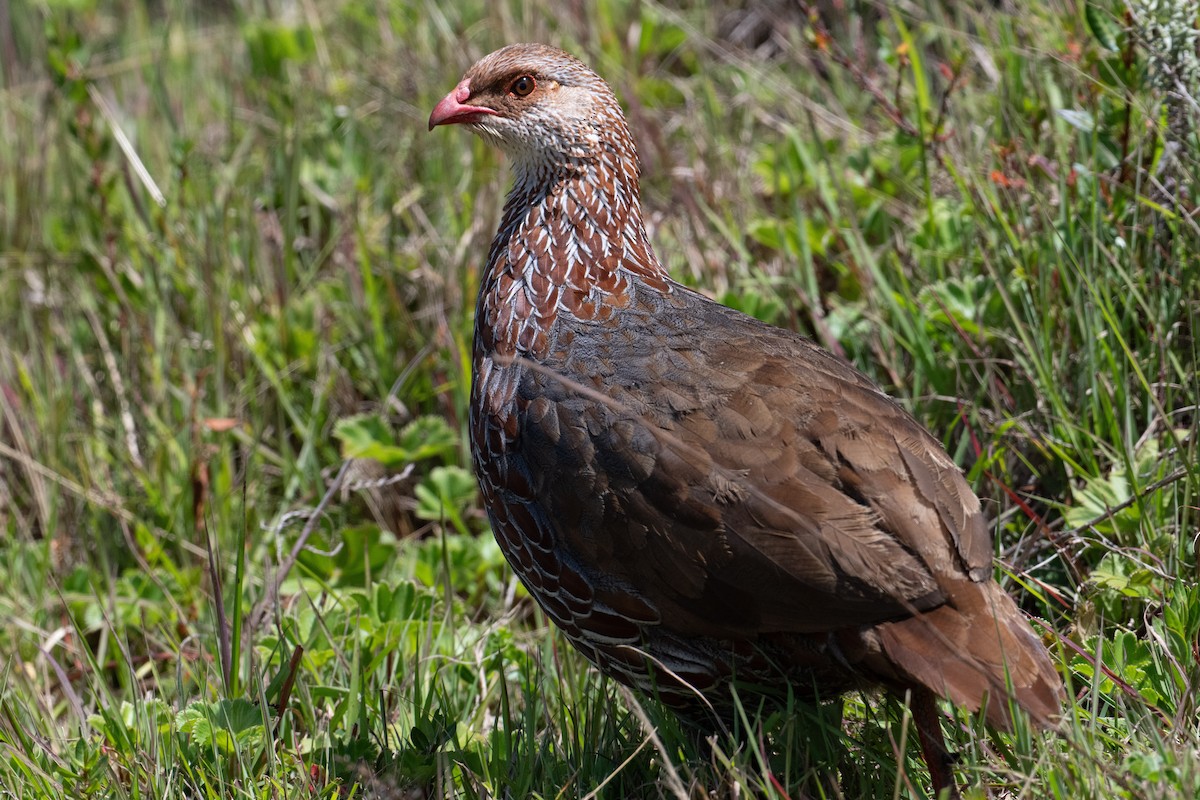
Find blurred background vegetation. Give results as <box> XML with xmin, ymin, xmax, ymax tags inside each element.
<box><xmin>0</xmin><ymin>0</ymin><xmax>1197</xmax><ymax>797</ymax></box>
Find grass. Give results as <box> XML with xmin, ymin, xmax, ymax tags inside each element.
<box><xmin>0</xmin><ymin>0</ymin><xmax>1197</xmax><ymax>797</ymax></box>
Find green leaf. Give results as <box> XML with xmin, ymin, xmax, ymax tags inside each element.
<box><xmin>414</xmin><ymin>466</ymin><xmax>476</xmax><ymax>535</ymax></box>
<box><xmin>177</xmin><ymin>699</ymin><xmax>267</xmax><ymax>755</ymax></box>
<box><xmin>296</xmin><ymin>523</ymin><xmax>391</xmax><ymax>585</ymax></box>
<box><xmin>242</xmin><ymin>20</ymin><xmax>316</xmax><ymax>81</ymax></box>
<box><xmin>1089</xmin><ymin>553</ymin><xmax>1159</xmax><ymax>600</ymax></box>
<box><xmin>1085</xmin><ymin>2</ymin><xmax>1122</xmax><ymax>52</ymax></box>
<box><xmin>334</xmin><ymin>414</ymin><xmax>457</xmax><ymax>467</ymax></box>
<box><xmin>1057</xmin><ymin>109</ymin><xmax>1097</xmax><ymax>133</ymax></box>
<box><xmin>397</xmin><ymin>416</ymin><xmax>459</xmax><ymax>461</ymax></box>
<box><xmin>916</xmin><ymin>275</ymin><xmax>989</xmax><ymax>336</ymax></box>
<box><xmin>718</xmin><ymin>286</ymin><xmax>785</xmax><ymax>325</ymax></box>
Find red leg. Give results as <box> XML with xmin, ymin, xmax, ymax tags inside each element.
<box><xmin>911</xmin><ymin>688</ymin><xmax>960</xmax><ymax>799</ymax></box>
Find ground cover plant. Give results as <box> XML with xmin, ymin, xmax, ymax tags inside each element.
<box><xmin>0</xmin><ymin>0</ymin><xmax>1197</xmax><ymax>797</ymax></box>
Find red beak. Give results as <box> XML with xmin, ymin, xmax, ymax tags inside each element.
<box><xmin>428</xmin><ymin>79</ymin><xmax>498</xmax><ymax>131</ymax></box>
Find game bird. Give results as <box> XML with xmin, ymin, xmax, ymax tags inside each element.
<box><xmin>429</xmin><ymin>43</ymin><xmax>1061</xmax><ymax>797</ymax></box>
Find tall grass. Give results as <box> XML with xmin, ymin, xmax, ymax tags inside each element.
<box><xmin>0</xmin><ymin>0</ymin><xmax>1197</xmax><ymax>797</ymax></box>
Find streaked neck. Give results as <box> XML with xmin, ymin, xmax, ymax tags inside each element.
<box><xmin>478</xmin><ymin>150</ymin><xmax>670</xmax><ymax>360</ymax></box>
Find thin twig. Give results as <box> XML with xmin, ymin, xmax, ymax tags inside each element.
<box><xmin>1118</xmin><ymin>9</ymin><xmax>1136</xmax><ymax>186</ymax></box>
<box><xmin>249</xmin><ymin>460</ymin><xmax>352</xmax><ymax>633</ymax></box>
<box><xmin>1066</xmin><ymin>468</ymin><xmax>1189</xmax><ymax>534</ymax></box>
<box><xmin>205</xmin><ymin>523</ymin><xmax>231</xmax><ymax>691</ymax></box>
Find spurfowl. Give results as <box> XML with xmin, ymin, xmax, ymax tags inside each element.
<box><xmin>429</xmin><ymin>43</ymin><xmax>1061</xmax><ymax>796</ymax></box>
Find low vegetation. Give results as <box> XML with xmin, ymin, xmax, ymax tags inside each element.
<box><xmin>0</xmin><ymin>0</ymin><xmax>1197</xmax><ymax>797</ymax></box>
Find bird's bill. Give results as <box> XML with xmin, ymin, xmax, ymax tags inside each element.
<box><xmin>428</xmin><ymin>79</ymin><xmax>498</xmax><ymax>130</ymax></box>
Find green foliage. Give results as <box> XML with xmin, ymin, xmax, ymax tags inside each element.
<box><xmin>1066</xmin><ymin>435</ymin><xmax>1184</xmax><ymax>543</ymax></box>
<box><xmin>1085</xmin><ymin>2</ymin><xmax>1124</xmax><ymax>53</ymax></box>
<box><xmin>242</xmin><ymin>20</ymin><xmax>317</xmax><ymax>82</ymax></box>
<box><xmin>414</xmin><ymin>466</ymin><xmax>477</xmax><ymax>536</ymax></box>
<box><xmin>0</xmin><ymin>0</ymin><xmax>1198</xmax><ymax>798</ymax></box>
<box><xmin>296</xmin><ymin>523</ymin><xmax>393</xmax><ymax>585</ymax></box>
<box><xmin>335</xmin><ymin>414</ymin><xmax>458</xmax><ymax>467</ymax></box>
<box><xmin>176</xmin><ymin>699</ymin><xmax>268</xmax><ymax>757</ymax></box>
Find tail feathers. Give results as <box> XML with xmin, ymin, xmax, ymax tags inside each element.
<box><xmin>875</xmin><ymin>581</ymin><xmax>1062</xmax><ymax>729</ymax></box>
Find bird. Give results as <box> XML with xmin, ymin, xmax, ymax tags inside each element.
<box><xmin>429</xmin><ymin>43</ymin><xmax>1061</xmax><ymax>797</ymax></box>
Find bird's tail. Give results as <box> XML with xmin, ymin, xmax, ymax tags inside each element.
<box><xmin>873</xmin><ymin>580</ymin><xmax>1062</xmax><ymax>729</ymax></box>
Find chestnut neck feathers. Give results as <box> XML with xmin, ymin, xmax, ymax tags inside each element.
<box><xmin>439</xmin><ymin>43</ymin><xmax>671</xmax><ymax>359</ymax></box>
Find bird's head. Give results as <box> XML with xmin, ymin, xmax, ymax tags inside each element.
<box><xmin>428</xmin><ymin>43</ymin><xmax>638</xmax><ymax>182</ymax></box>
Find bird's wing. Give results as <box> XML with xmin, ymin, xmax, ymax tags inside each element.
<box><xmin>512</xmin><ymin>283</ymin><xmax>994</xmax><ymax>639</ymax></box>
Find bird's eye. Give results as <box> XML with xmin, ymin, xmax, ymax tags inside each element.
<box><xmin>510</xmin><ymin>75</ymin><xmax>536</xmax><ymax>97</ymax></box>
